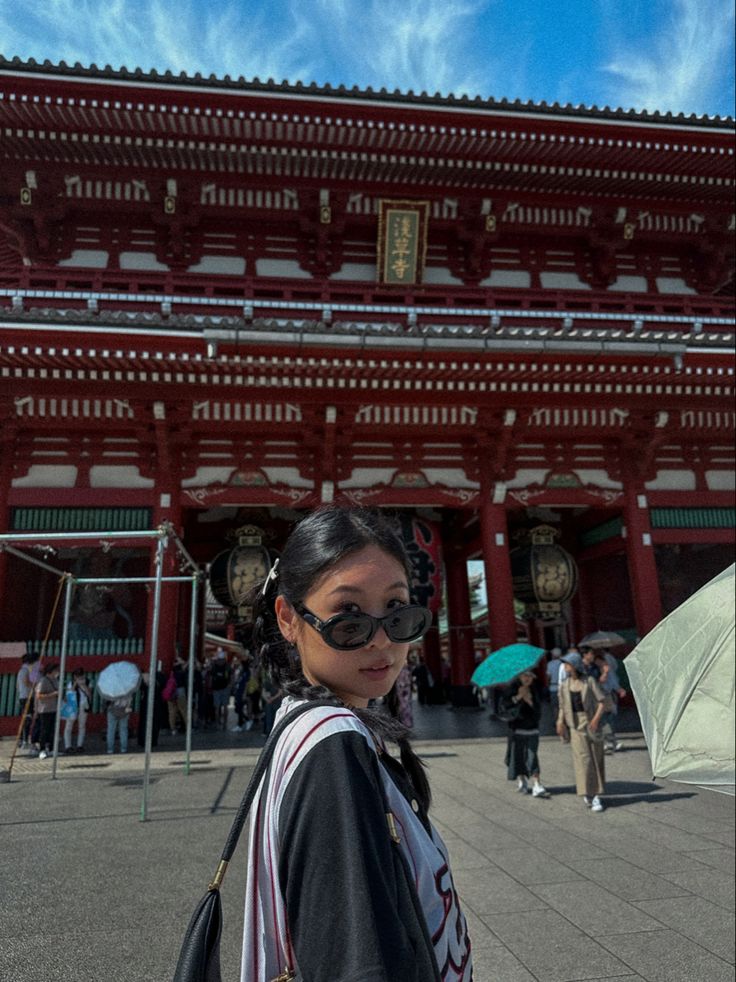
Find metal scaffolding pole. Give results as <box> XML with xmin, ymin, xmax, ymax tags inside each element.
<box><xmin>51</xmin><ymin>575</ymin><xmax>74</xmax><ymax>780</ymax></box>
<box><xmin>0</xmin><ymin>543</ymin><xmax>67</xmax><ymax>578</ymax></box>
<box><xmin>140</xmin><ymin>536</ymin><xmax>166</xmax><ymax>822</ymax></box>
<box><xmin>184</xmin><ymin>573</ymin><xmax>200</xmax><ymax>776</ymax></box>
<box><xmin>0</xmin><ymin>530</ymin><xmax>168</xmax><ymax>543</ymax></box>
<box><xmin>74</xmin><ymin>576</ymin><xmax>194</xmax><ymax>585</ymax></box>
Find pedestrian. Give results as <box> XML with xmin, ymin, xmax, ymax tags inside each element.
<box><xmin>411</xmin><ymin>653</ymin><xmax>433</xmax><ymax>705</ymax></box>
<box><xmin>241</xmin><ymin>507</ymin><xmax>472</xmax><ymax>980</ymax></box>
<box><xmin>580</xmin><ymin>645</ymin><xmax>601</xmax><ymax>679</ymax></box>
<box><xmin>556</xmin><ymin>651</ymin><xmax>607</xmax><ymax>812</ymax></box>
<box><xmin>546</xmin><ymin>647</ymin><xmax>563</xmax><ymax>719</ymax></box>
<box><xmin>261</xmin><ymin>672</ymin><xmax>283</xmax><ymax>737</ymax></box>
<box><xmin>137</xmin><ymin>669</ymin><xmax>166</xmax><ymax>748</ymax></box>
<box><xmin>230</xmin><ymin>654</ymin><xmax>252</xmax><ymax>732</ymax></box>
<box><xmin>395</xmin><ymin>660</ymin><xmax>414</xmax><ymax>727</ymax></box>
<box><xmin>106</xmin><ymin>694</ymin><xmax>132</xmax><ymax>754</ymax></box>
<box><xmin>499</xmin><ymin>671</ymin><xmax>547</xmax><ymax>797</ymax></box>
<box><xmin>245</xmin><ymin>660</ymin><xmax>263</xmax><ymax>726</ymax></box>
<box><xmin>62</xmin><ymin>668</ymin><xmax>91</xmax><ymax>753</ymax></box>
<box><xmin>16</xmin><ymin>652</ymin><xmax>39</xmax><ymax>749</ymax></box>
<box><xmin>167</xmin><ymin>656</ymin><xmax>189</xmax><ymax>735</ymax></box>
<box><xmin>209</xmin><ymin>647</ymin><xmax>232</xmax><ymax>730</ymax></box>
<box><xmin>34</xmin><ymin>663</ymin><xmax>60</xmax><ymax>759</ymax></box>
<box><xmin>594</xmin><ymin>651</ymin><xmax>626</xmax><ymax>753</ymax></box>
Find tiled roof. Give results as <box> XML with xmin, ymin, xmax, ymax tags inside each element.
<box><xmin>1</xmin><ymin>305</ymin><xmax>733</xmax><ymax>350</ymax></box>
<box><xmin>1</xmin><ymin>55</ymin><xmax>733</xmax><ymax>129</ymax></box>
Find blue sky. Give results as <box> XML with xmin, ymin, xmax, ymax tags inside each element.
<box><xmin>1</xmin><ymin>0</ymin><xmax>734</xmax><ymax>118</ymax></box>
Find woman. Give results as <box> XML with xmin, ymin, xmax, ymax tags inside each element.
<box><xmin>34</xmin><ymin>663</ymin><xmax>60</xmax><ymax>759</ymax></box>
<box><xmin>500</xmin><ymin>670</ymin><xmax>547</xmax><ymax>797</ymax></box>
<box><xmin>62</xmin><ymin>668</ymin><xmax>91</xmax><ymax>753</ymax></box>
<box><xmin>242</xmin><ymin>508</ymin><xmax>473</xmax><ymax>981</ymax></box>
<box><xmin>556</xmin><ymin>651</ymin><xmax>607</xmax><ymax>812</ymax></box>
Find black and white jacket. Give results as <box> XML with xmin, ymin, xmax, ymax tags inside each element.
<box><xmin>241</xmin><ymin>698</ymin><xmax>473</xmax><ymax>981</ymax></box>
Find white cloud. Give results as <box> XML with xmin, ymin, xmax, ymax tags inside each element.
<box><xmin>0</xmin><ymin>0</ymin><xmax>496</xmax><ymax>98</ymax></box>
<box><xmin>0</xmin><ymin>0</ymin><xmax>317</xmax><ymax>83</ymax></box>
<box><xmin>602</xmin><ymin>0</ymin><xmax>735</xmax><ymax>115</ymax></box>
<box><xmin>313</xmin><ymin>0</ymin><xmax>493</xmax><ymax>96</ymax></box>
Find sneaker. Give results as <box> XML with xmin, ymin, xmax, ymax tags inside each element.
<box><xmin>244</xmin><ymin>720</ymin><xmax>254</xmax><ymax>731</ymax></box>
<box><xmin>613</xmin><ymin>741</ymin><xmax>624</xmax><ymax>752</ymax></box>
<box><xmin>516</xmin><ymin>777</ymin><xmax>528</xmax><ymax>793</ymax></box>
<box><xmin>230</xmin><ymin>725</ymin><xmax>243</xmax><ymax>732</ymax></box>
<box><xmin>76</xmin><ymin>746</ymin><xmax>84</xmax><ymax>754</ymax></box>
<box><xmin>531</xmin><ymin>782</ymin><xmax>547</xmax><ymax>797</ymax></box>
<box><xmin>39</xmin><ymin>750</ymin><xmax>48</xmax><ymax>760</ymax></box>
<box><xmin>591</xmin><ymin>795</ymin><xmax>605</xmax><ymax>813</ymax></box>
<box><xmin>583</xmin><ymin>796</ymin><xmax>592</xmax><ymax>807</ymax></box>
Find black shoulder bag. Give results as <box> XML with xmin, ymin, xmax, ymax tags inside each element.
<box><xmin>173</xmin><ymin>700</ymin><xmax>329</xmax><ymax>982</ymax></box>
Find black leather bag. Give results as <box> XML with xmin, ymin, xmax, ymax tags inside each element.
<box><xmin>173</xmin><ymin>700</ymin><xmax>328</xmax><ymax>982</ymax></box>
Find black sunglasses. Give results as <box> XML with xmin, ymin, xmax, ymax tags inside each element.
<box><xmin>293</xmin><ymin>601</ymin><xmax>432</xmax><ymax>651</ymax></box>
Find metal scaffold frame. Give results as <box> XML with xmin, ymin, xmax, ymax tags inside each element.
<box><xmin>0</xmin><ymin>524</ymin><xmax>203</xmax><ymax>821</ymax></box>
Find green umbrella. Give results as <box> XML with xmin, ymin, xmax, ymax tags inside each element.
<box><xmin>471</xmin><ymin>643</ymin><xmax>546</xmax><ymax>688</ymax></box>
<box><xmin>626</xmin><ymin>564</ymin><xmax>735</xmax><ymax>786</ymax></box>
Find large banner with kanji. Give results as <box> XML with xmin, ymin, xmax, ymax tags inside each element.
<box><xmin>377</xmin><ymin>200</ymin><xmax>429</xmax><ymax>285</ymax></box>
<box><xmin>396</xmin><ymin>515</ymin><xmax>442</xmax><ymax>614</ymax></box>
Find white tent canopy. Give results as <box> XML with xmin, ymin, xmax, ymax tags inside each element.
<box><xmin>626</xmin><ymin>564</ymin><xmax>735</xmax><ymax>786</ymax></box>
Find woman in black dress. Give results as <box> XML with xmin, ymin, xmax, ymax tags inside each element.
<box><xmin>501</xmin><ymin>670</ymin><xmax>548</xmax><ymax>797</ymax></box>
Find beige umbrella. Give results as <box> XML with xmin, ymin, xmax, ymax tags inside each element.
<box><xmin>626</xmin><ymin>564</ymin><xmax>735</xmax><ymax>786</ymax></box>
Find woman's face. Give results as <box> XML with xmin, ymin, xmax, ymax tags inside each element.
<box><xmin>275</xmin><ymin>544</ymin><xmax>412</xmax><ymax>708</ymax></box>
<box><xmin>519</xmin><ymin>671</ymin><xmax>535</xmax><ymax>686</ymax></box>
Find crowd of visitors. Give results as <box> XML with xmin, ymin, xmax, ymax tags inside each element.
<box><xmin>13</xmin><ymin>643</ymin><xmax>287</xmax><ymax>758</ymax></box>
<box><xmin>14</xmin><ymin>630</ymin><xmax>626</xmax><ymax>822</ymax></box>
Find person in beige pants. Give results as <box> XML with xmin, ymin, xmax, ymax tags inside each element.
<box><xmin>556</xmin><ymin>651</ymin><xmax>607</xmax><ymax>812</ymax></box>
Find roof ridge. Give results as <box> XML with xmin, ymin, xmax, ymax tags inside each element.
<box><xmin>1</xmin><ymin>54</ymin><xmax>733</xmax><ymax>129</ymax></box>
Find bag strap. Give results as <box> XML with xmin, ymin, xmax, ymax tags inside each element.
<box><xmin>207</xmin><ymin>698</ymin><xmax>336</xmax><ymax>891</ymax></box>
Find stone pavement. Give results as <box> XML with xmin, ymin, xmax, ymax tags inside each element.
<box><xmin>0</xmin><ymin>705</ymin><xmax>734</xmax><ymax>982</ymax></box>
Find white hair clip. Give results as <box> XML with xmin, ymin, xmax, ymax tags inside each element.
<box><xmin>261</xmin><ymin>558</ymin><xmax>280</xmax><ymax>596</ymax></box>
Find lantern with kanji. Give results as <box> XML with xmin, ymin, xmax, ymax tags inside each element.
<box><xmin>209</xmin><ymin>525</ymin><xmax>275</xmax><ymax>621</ymax></box>
<box><xmin>510</xmin><ymin>525</ymin><xmax>578</xmax><ymax>619</ymax></box>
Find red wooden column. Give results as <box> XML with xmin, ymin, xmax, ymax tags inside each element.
<box><xmin>444</xmin><ymin>552</ymin><xmax>476</xmax><ymax>689</ymax></box>
<box><xmin>421</xmin><ymin>620</ymin><xmax>444</xmax><ymax>695</ymax></box>
<box><xmin>0</xmin><ymin>419</ymin><xmax>16</xmax><ymax>617</ymax></box>
<box><xmin>144</xmin><ymin>406</ymin><xmax>183</xmax><ymax>671</ymax></box>
<box><xmin>480</xmin><ymin>499</ymin><xmax>518</xmax><ymax>650</ymax></box>
<box><xmin>571</xmin><ymin>561</ymin><xmax>597</xmax><ymax>641</ymax></box>
<box><xmin>623</xmin><ymin>486</ymin><xmax>663</xmax><ymax>638</ymax></box>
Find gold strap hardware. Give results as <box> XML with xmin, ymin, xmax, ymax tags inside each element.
<box><xmin>207</xmin><ymin>859</ymin><xmax>229</xmax><ymax>892</ymax></box>
<box><xmin>270</xmin><ymin>970</ymin><xmax>296</xmax><ymax>981</ymax></box>
<box><xmin>386</xmin><ymin>812</ymin><xmax>401</xmax><ymax>844</ymax></box>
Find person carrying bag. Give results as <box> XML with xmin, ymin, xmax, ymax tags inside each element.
<box><xmin>174</xmin><ymin>508</ymin><xmax>472</xmax><ymax>981</ymax></box>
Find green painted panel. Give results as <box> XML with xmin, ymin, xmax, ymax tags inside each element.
<box><xmin>580</xmin><ymin>517</ymin><xmax>624</xmax><ymax>548</ymax></box>
<box><xmin>650</xmin><ymin>507</ymin><xmax>736</xmax><ymax>530</ymax></box>
<box><xmin>10</xmin><ymin>507</ymin><xmax>153</xmax><ymax>532</ymax></box>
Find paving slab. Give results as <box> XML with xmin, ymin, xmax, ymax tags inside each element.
<box><xmin>634</xmin><ymin>896</ymin><xmax>735</xmax><ymax>963</ymax></box>
<box><xmin>659</xmin><ymin>867</ymin><xmax>735</xmax><ymax>911</ymax></box>
<box><xmin>567</xmin><ymin>857</ymin><xmax>695</xmax><ymax>902</ymax></box>
<box><xmin>480</xmin><ymin>908</ymin><xmax>631</xmax><ymax>981</ymax></box>
<box><xmin>598</xmin><ymin>929</ymin><xmax>735</xmax><ymax>982</ymax></box>
<box><xmin>530</xmin><ymin>881</ymin><xmax>663</xmax><ymax>935</ymax></box>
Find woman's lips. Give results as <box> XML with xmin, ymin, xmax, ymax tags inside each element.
<box><xmin>359</xmin><ymin>665</ymin><xmax>392</xmax><ymax>681</ymax></box>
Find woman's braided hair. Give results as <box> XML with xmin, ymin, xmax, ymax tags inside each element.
<box><xmin>250</xmin><ymin>507</ymin><xmax>431</xmax><ymax>811</ymax></box>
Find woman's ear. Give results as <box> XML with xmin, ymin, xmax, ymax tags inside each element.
<box><xmin>274</xmin><ymin>595</ymin><xmax>297</xmax><ymax>644</ymax></box>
